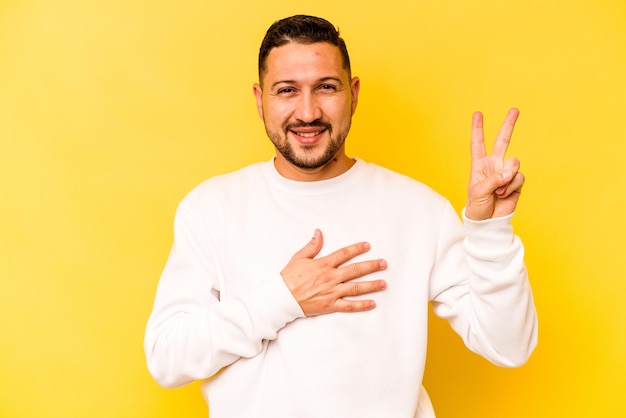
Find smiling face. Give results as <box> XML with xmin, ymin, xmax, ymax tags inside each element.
<box><xmin>253</xmin><ymin>41</ymin><xmax>360</xmax><ymax>181</ymax></box>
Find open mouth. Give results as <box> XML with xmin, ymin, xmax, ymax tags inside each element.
<box><xmin>292</xmin><ymin>129</ymin><xmax>325</xmax><ymax>138</ymax></box>
<box><xmin>289</xmin><ymin>128</ymin><xmax>328</xmax><ymax>144</ymax></box>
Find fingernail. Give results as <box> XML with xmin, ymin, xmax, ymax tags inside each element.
<box><xmin>501</xmin><ymin>170</ymin><xmax>513</xmax><ymax>180</ymax></box>
<box><xmin>379</xmin><ymin>259</ymin><xmax>387</xmax><ymax>269</ymax></box>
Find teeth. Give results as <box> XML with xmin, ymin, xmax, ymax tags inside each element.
<box><xmin>296</xmin><ymin>131</ymin><xmax>322</xmax><ymax>138</ymax></box>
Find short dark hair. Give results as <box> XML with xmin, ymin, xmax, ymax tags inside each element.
<box><xmin>258</xmin><ymin>15</ymin><xmax>352</xmax><ymax>83</ymax></box>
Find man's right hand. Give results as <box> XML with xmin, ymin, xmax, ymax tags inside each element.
<box><xmin>281</xmin><ymin>229</ymin><xmax>388</xmax><ymax>316</ymax></box>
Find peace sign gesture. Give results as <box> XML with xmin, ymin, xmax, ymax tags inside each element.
<box><xmin>465</xmin><ymin>108</ymin><xmax>525</xmax><ymax>220</ymax></box>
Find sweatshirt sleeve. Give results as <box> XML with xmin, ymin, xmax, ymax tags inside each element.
<box><xmin>144</xmin><ymin>191</ymin><xmax>305</xmax><ymax>388</ymax></box>
<box><xmin>429</xmin><ymin>203</ymin><xmax>538</xmax><ymax>367</ymax></box>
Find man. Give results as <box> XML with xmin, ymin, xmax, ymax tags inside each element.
<box><xmin>144</xmin><ymin>15</ymin><xmax>537</xmax><ymax>418</ymax></box>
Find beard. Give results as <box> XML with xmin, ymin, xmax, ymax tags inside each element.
<box><xmin>266</xmin><ymin>119</ymin><xmax>350</xmax><ymax>170</ymax></box>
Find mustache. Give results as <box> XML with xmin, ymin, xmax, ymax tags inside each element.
<box><xmin>284</xmin><ymin>120</ymin><xmax>332</xmax><ymax>132</ymax></box>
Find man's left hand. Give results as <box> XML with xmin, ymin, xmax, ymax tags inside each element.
<box><xmin>465</xmin><ymin>108</ymin><xmax>525</xmax><ymax>220</ymax></box>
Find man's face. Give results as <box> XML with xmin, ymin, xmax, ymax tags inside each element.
<box><xmin>253</xmin><ymin>42</ymin><xmax>360</xmax><ymax>176</ymax></box>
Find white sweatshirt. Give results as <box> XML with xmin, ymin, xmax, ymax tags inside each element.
<box><xmin>144</xmin><ymin>158</ymin><xmax>538</xmax><ymax>417</ymax></box>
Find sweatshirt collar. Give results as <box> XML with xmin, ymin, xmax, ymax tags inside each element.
<box><xmin>262</xmin><ymin>157</ymin><xmax>365</xmax><ymax>195</ymax></box>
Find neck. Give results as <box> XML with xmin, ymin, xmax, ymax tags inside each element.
<box><xmin>273</xmin><ymin>153</ymin><xmax>355</xmax><ymax>182</ymax></box>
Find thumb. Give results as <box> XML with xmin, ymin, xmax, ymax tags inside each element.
<box><xmin>293</xmin><ymin>229</ymin><xmax>323</xmax><ymax>260</ymax></box>
<box><xmin>475</xmin><ymin>169</ymin><xmax>514</xmax><ymax>197</ymax></box>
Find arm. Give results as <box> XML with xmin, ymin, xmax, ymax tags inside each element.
<box><xmin>431</xmin><ymin>204</ymin><xmax>538</xmax><ymax>367</ymax></box>
<box><xmin>430</xmin><ymin>109</ymin><xmax>537</xmax><ymax>366</ymax></box>
<box><xmin>144</xmin><ymin>194</ymin><xmax>387</xmax><ymax>388</ymax></box>
<box><xmin>144</xmin><ymin>198</ymin><xmax>304</xmax><ymax>388</ymax></box>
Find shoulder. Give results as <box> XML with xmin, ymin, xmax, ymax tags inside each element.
<box><xmin>357</xmin><ymin>160</ymin><xmax>446</xmax><ymax>202</ymax></box>
<box><xmin>354</xmin><ymin>160</ymin><xmax>459</xmax><ymax>229</ymax></box>
<box><xmin>179</xmin><ymin>162</ymin><xmax>266</xmax><ymax>208</ymax></box>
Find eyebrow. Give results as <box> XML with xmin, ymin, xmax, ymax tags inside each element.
<box><xmin>270</xmin><ymin>76</ymin><xmax>345</xmax><ymax>91</ymax></box>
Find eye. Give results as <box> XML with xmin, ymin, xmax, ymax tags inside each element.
<box><xmin>277</xmin><ymin>87</ymin><xmax>296</xmax><ymax>95</ymax></box>
<box><xmin>319</xmin><ymin>84</ymin><xmax>337</xmax><ymax>91</ymax></box>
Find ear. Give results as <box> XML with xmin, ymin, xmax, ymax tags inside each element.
<box><xmin>350</xmin><ymin>76</ymin><xmax>360</xmax><ymax>116</ymax></box>
<box><xmin>252</xmin><ymin>83</ymin><xmax>264</xmax><ymax>120</ymax></box>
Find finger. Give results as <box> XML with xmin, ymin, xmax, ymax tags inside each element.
<box><xmin>338</xmin><ymin>278</ymin><xmax>387</xmax><ymax>297</ymax></box>
<box><xmin>323</xmin><ymin>240</ymin><xmax>372</xmax><ymax>268</ymax></box>
<box><xmin>502</xmin><ymin>156</ymin><xmax>521</xmax><ymax>172</ymax></box>
<box><xmin>494</xmin><ymin>157</ymin><xmax>520</xmax><ymax>195</ymax></box>
<box><xmin>492</xmin><ymin>108</ymin><xmax>520</xmax><ymax>159</ymax></box>
<box><xmin>332</xmin><ymin>298</ymin><xmax>377</xmax><ymax>313</ymax></box>
<box><xmin>470</xmin><ymin>111</ymin><xmax>486</xmax><ymax>161</ymax></box>
<box><xmin>473</xmin><ymin>168</ymin><xmax>515</xmax><ymax>198</ymax></box>
<box><xmin>334</xmin><ymin>259</ymin><xmax>388</xmax><ymax>283</ymax></box>
<box><xmin>496</xmin><ymin>172</ymin><xmax>525</xmax><ymax>198</ymax></box>
<box><xmin>291</xmin><ymin>229</ymin><xmax>323</xmax><ymax>260</ymax></box>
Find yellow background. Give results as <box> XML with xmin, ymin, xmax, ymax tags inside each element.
<box><xmin>1</xmin><ymin>0</ymin><xmax>625</xmax><ymax>417</ymax></box>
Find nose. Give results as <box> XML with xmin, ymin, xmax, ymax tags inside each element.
<box><xmin>293</xmin><ymin>90</ymin><xmax>322</xmax><ymax>123</ymax></box>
